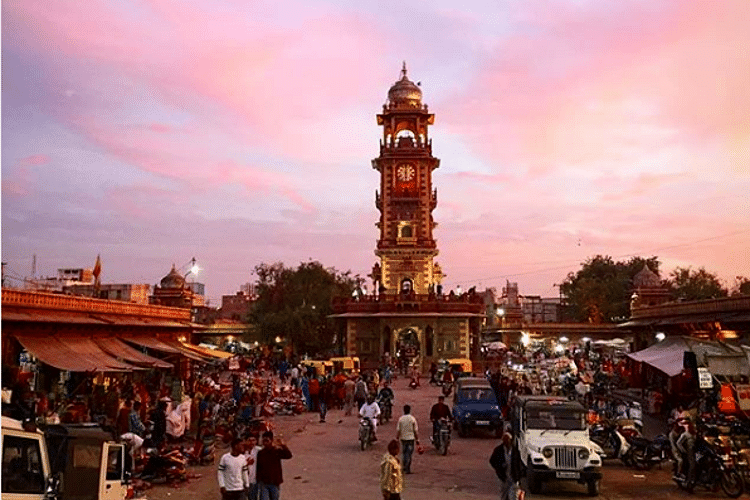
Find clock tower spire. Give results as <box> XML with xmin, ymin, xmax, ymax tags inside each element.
<box><xmin>372</xmin><ymin>64</ymin><xmax>444</xmax><ymax>295</ymax></box>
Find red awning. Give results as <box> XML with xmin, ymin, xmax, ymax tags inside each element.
<box><xmin>13</xmin><ymin>335</ymin><xmax>139</xmax><ymax>372</ymax></box>
<box><xmin>94</xmin><ymin>337</ymin><xmax>174</xmax><ymax>369</ymax></box>
<box><xmin>123</xmin><ymin>336</ymin><xmax>182</xmax><ymax>354</ymax></box>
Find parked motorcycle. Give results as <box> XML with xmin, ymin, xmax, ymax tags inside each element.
<box><xmin>629</xmin><ymin>434</ymin><xmax>672</xmax><ymax>470</ymax></box>
<box><xmin>433</xmin><ymin>418</ymin><xmax>451</xmax><ymax>456</ymax></box>
<box><xmin>359</xmin><ymin>417</ymin><xmax>374</xmax><ymax>451</ymax></box>
<box><xmin>589</xmin><ymin>419</ymin><xmax>632</xmax><ymax>465</ymax></box>
<box><xmin>140</xmin><ymin>447</ymin><xmax>188</xmax><ymax>484</ymax></box>
<box><xmin>673</xmin><ymin>436</ymin><xmax>744</xmax><ymax>498</ymax></box>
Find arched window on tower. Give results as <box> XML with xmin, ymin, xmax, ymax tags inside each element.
<box><xmin>401</xmin><ymin>225</ymin><xmax>413</xmax><ymax>238</ymax></box>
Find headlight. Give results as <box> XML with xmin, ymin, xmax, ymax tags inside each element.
<box><xmin>578</xmin><ymin>448</ymin><xmax>590</xmax><ymax>460</ymax></box>
<box><xmin>490</xmin><ymin>405</ymin><xmax>498</xmax><ymax>410</ymax></box>
<box><xmin>542</xmin><ymin>447</ymin><xmax>553</xmax><ymax>459</ymax></box>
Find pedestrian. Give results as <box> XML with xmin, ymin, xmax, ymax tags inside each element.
<box><xmin>355</xmin><ymin>376</ymin><xmax>368</xmax><ymax>410</ymax></box>
<box><xmin>344</xmin><ymin>376</ymin><xmax>356</xmax><ymax>416</ymax></box>
<box><xmin>150</xmin><ymin>399</ymin><xmax>168</xmax><ymax>448</ymax></box>
<box><xmin>256</xmin><ymin>431</ymin><xmax>292</xmax><ymax>500</ymax></box>
<box><xmin>318</xmin><ymin>377</ymin><xmax>328</xmax><ymax>423</ymax></box>
<box><xmin>395</xmin><ymin>404</ymin><xmax>419</xmax><ymax>474</ymax></box>
<box><xmin>489</xmin><ymin>430</ymin><xmax>522</xmax><ymax>500</ymax></box>
<box><xmin>128</xmin><ymin>401</ymin><xmax>146</xmax><ymax>437</ymax></box>
<box><xmin>380</xmin><ymin>440</ymin><xmax>403</xmax><ymax>500</ymax></box>
<box><xmin>308</xmin><ymin>376</ymin><xmax>320</xmax><ymax>412</ymax></box>
<box><xmin>116</xmin><ymin>399</ymin><xmax>132</xmax><ymax>437</ymax></box>
<box><xmin>244</xmin><ymin>435</ymin><xmax>262</xmax><ymax>500</ymax></box>
<box><xmin>218</xmin><ymin>438</ymin><xmax>249</xmax><ymax>500</ymax></box>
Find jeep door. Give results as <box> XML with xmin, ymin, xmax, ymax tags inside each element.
<box><xmin>99</xmin><ymin>442</ymin><xmax>127</xmax><ymax>500</ymax></box>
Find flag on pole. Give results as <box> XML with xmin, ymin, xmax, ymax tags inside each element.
<box><xmin>93</xmin><ymin>254</ymin><xmax>102</xmax><ymax>292</ymax></box>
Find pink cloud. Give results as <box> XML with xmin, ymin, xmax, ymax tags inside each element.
<box><xmin>441</xmin><ymin>0</ymin><xmax>750</xmax><ymax>177</ymax></box>
<box><xmin>18</xmin><ymin>154</ymin><xmax>51</xmax><ymax>167</ymax></box>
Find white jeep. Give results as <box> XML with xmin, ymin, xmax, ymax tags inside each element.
<box><xmin>511</xmin><ymin>396</ymin><xmax>603</xmax><ymax>496</ymax></box>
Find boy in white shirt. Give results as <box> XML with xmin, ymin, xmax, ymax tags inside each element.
<box><xmin>218</xmin><ymin>438</ymin><xmax>248</xmax><ymax>500</ymax></box>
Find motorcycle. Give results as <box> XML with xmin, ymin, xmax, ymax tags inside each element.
<box><xmin>433</xmin><ymin>418</ymin><xmax>451</xmax><ymax>456</ymax></box>
<box><xmin>628</xmin><ymin>434</ymin><xmax>672</xmax><ymax>470</ymax></box>
<box><xmin>378</xmin><ymin>398</ymin><xmax>393</xmax><ymax>424</ymax></box>
<box><xmin>589</xmin><ymin>420</ymin><xmax>632</xmax><ymax>465</ymax></box>
<box><xmin>140</xmin><ymin>447</ymin><xmax>188</xmax><ymax>483</ymax></box>
<box><xmin>673</xmin><ymin>436</ymin><xmax>744</xmax><ymax>498</ymax></box>
<box><xmin>359</xmin><ymin>417</ymin><xmax>374</xmax><ymax>451</ymax></box>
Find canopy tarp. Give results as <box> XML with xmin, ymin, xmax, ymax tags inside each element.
<box><xmin>627</xmin><ymin>336</ymin><xmax>744</xmax><ymax>377</ymax></box>
<box><xmin>14</xmin><ymin>335</ymin><xmax>138</xmax><ymax>372</ymax></box>
<box><xmin>94</xmin><ymin>337</ymin><xmax>174</xmax><ymax>369</ymax></box>
<box><xmin>123</xmin><ymin>336</ymin><xmax>182</xmax><ymax>354</ymax></box>
<box><xmin>180</xmin><ymin>342</ymin><xmax>233</xmax><ymax>359</ymax></box>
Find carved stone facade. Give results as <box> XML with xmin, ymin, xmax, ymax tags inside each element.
<box><xmin>332</xmin><ymin>65</ymin><xmax>484</xmax><ymax>370</ymax></box>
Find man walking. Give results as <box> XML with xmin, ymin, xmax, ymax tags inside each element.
<box><xmin>490</xmin><ymin>430</ymin><xmax>522</xmax><ymax>500</ymax></box>
<box><xmin>354</xmin><ymin>376</ymin><xmax>368</xmax><ymax>410</ymax></box>
<box><xmin>380</xmin><ymin>440</ymin><xmax>404</xmax><ymax>500</ymax></box>
<box><xmin>256</xmin><ymin>431</ymin><xmax>292</xmax><ymax>500</ymax></box>
<box><xmin>218</xmin><ymin>438</ymin><xmax>249</xmax><ymax>500</ymax></box>
<box><xmin>396</xmin><ymin>405</ymin><xmax>419</xmax><ymax>474</ymax></box>
<box><xmin>245</xmin><ymin>435</ymin><xmax>262</xmax><ymax>500</ymax></box>
<box><xmin>344</xmin><ymin>376</ymin><xmax>356</xmax><ymax>416</ymax></box>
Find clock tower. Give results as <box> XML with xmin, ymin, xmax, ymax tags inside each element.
<box><xmin>371</xmin><ymin>62</ymin><xmax>444</xmax><ymax>296</ymax></box>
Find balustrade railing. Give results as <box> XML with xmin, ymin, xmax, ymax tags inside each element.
<box><xmin>1</xmin><ymin>288</ymin><xmax>191</xmax><ymax>320</ymax></box>
<box><xmin>630</xmin><ymin>295</ymin><xmax>750</xmax><ymax>318</ymax></box>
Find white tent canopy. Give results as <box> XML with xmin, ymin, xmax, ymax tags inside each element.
<box><xmin>627</xmin><ymin>336</ymin><xmax>747</xmax><ymax>377</ymax></box>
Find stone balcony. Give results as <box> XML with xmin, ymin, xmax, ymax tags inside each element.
<box><xmin>1</xmin><ymin>288</ymin><xmax>191</xmax><ymax>321</ymax></box>
<box><xmin>331</xmin><ymin>292</ymin><xmax>485</xmax><ymax>315</ymax></box>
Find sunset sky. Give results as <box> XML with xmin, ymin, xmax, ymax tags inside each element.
<box><xmin>3</xmin><ymin>0</ymin><xmax>749</xmax><ymax>305</ymax></box>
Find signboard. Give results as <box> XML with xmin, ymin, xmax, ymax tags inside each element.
<box><xmin>697</xmin><ymin>367</ymin><xmax>713</xmax><ymax>389</ymax></box>
<box><xmin>737</xmin><ymin>384</ymin><xmax>750</xmax><ymax>411</ymax></box>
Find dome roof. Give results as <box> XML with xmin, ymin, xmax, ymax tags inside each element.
<box><xmin>633</xmin><ymin>264</ymin><xmax>661</xmax><ymax>288</ymax></box>
<box><xmin>160</xmin><ymin>264</ymin><xmax>186</xmax><ymax>289</ymax></box>
<box><xmin>388</xmin><ymin>62</ymin><xmax>422</xmax><ymax>107</ymax></box>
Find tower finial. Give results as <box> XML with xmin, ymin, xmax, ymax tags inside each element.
<box><xmin>401</xmin><ymin>61</ymin><xmax>407</xmax><ymax>79</ymax></box>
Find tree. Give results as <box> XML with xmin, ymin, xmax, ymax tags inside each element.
<box><xmin>732</xmin><ymin>276</ymin><xmax>750</xmax><ymax>296</ymax></box>
<box><xmin>559</xmin><ymin>255</ymin><xmax>661</xmax><ymax>323</ymax></box>
<box><xmin>248</xmin><ymin>261</ymin><xmax>363</xmax><ymax>356</ymax></box>
<box><xmin>668</xmin><ymin>267</ymin><xmax>728</xmax><ymax>301</ymax></box>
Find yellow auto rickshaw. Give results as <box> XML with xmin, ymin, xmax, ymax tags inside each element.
<box><xmin>329</xmin><ymin>356</ymin><xmax>361</xmax><ymax>375</ymax></box>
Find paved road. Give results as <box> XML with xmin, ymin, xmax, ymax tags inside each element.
<box><xmin>145</xmin><ymin>377</ymin><xmax>724</xmax><ymax>500</ymax></box>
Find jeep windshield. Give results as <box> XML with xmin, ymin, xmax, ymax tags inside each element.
<box><xmin>457</xmin><ymin>388</ymin><xmax>495</xmax><ymax>403</ymax></box>
<box><xmin>526</xmin><ymin>407</ymin><xmax>586</xmax><ymax>430</ymax></box>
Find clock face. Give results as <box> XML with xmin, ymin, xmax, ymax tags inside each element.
<box><xmin>397</xmin><ymin>164</ymin><xmax>415</xmax><ymax>182</ymax></box>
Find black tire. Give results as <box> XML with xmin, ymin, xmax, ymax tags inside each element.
<box><xmin>440</xmin><ymin>438</ymin><xmax>448</xmax><ymax>456</ymax></box>
<box><xmin>720</xmin><ymin>470</ymin><xmax>744</xmax><ymax>498</ymax></box>
<box><xmin>631</xmin><ymin>448</ymin><xmax>651</xmax><ymax>471</ymax></box>
<box><xmin>587</xmin><ymin>479</ymin><xmax>600</xmax><ymax>496</ymax></box>
<box><xmin>359</xmin><ymin>428</ymin><xmax>368</xmax><ymax>451</ymax></box>
<box><xmin>527</xmin><ymin>470</ymin><xmax>541</xmax><ymax>494</ymax></box>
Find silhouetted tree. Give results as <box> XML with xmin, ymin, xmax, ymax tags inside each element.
<box><xmin>560</xmin><ymin>255</ymin><xmax>661</xmax><ymax>323</ymax></box>
<box><xmin>668</xmin><ymin>267</ymin><xmax>728</xmax><ymax>301</ymax></box>
<box><xmin>249</xmin><ymin>261</ymin><xmax>363</xmax><ymax>355</ymax></box>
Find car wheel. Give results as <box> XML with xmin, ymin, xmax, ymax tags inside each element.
<box><xmin>527</xmin><ymin>470</ymin><xmax>541</xmax><ymax>494</ymax></box>
<box><xmin>587</xmin><ymin>479</ymin><xmax>600</xmax><ymax>496</ymax></box>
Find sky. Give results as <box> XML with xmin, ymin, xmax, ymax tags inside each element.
<box><xmin>2</xmin><ymin>0</ymin><xmax>749</xmax><ymax>306</ymax></box>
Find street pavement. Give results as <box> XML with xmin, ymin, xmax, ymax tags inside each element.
<box><xmin>144</xmin><ymin>376</ymin><xmax>725</xmax><ymax>500</ymax></box>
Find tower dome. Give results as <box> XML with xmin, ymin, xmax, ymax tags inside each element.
<box><xmin>387</xmin><ymin>62</ymin><xmax>422</xmax><ymax>108</ymax></box>
<box><xmin>633</xmin><ymin>264</ymin><xmax>661</xmax><ymax>288</ymax></box>
<box><xmin>160</xmin><ymin>264</ymin><xmax>186</xmax><ymax>289</ymax></box>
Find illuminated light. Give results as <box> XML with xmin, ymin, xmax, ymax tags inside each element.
<box><xmin>582</xmin><ymin>337</ymin><xmax>591</xmax><ymax>344</ymax></box>
<box><xmin>560</xmin><ymin>336</ymin><xmax>569</xmax><ymax>343</ymax></box>
<box><xmin>227</xmin><ymin>335</ymin><xmax>234</xmax><ymax>342</ymax></box>
<box><xmin>521</xmin><ymin>333</ymin><xmax>530</xmax><ymax>347</ymax></box>
<box><xmin>555</xmin><ymin>344</ymin><xmax>564</xmax><ymax>353</ymax></box>
<box><xmin>655</xmin><ymin>332</ymin><xmax>666</xmax><ymax>342</ymax></box>
<box><xmin>190</xmin><ymin>264</ymin><xmax>200</xmax><ymax>275</ymax></box>
<box><xmin>178</xmin><ymin>336</ymin><xmax>187</xmax><ymax>342</ymax></box>
<box><xmin>496</xmin><ymin>308</ymin><xmax>505</xmax><ymax>316</ymax></box>
<box><xmin>254</xmin><ymin>341</ymin><xmax>259</xmax><ymax>346</ymax></box>
<box><xmin>275</xmin><ymin>336</ymin><xmax>282</xmax><ymax>344</ymax></box>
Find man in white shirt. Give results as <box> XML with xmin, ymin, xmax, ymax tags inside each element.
<box><xmin>359</xmin><ymin>394</ymin><xmax>382</xmax><ymax>441</ymax></box>
<box><xmin>396</xmin><ymin>404</ymin><xmax>419</xmax><ymax>474</ymax></box>
<box><xmin>244</xmin><ymin>435</ymin><xmax>263</xmax><ymax>500</ymax></box>
<box><xmin>218</xmin><ymin>438</ymin><xmax>249</xmax><ymax>500</ymax></box>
